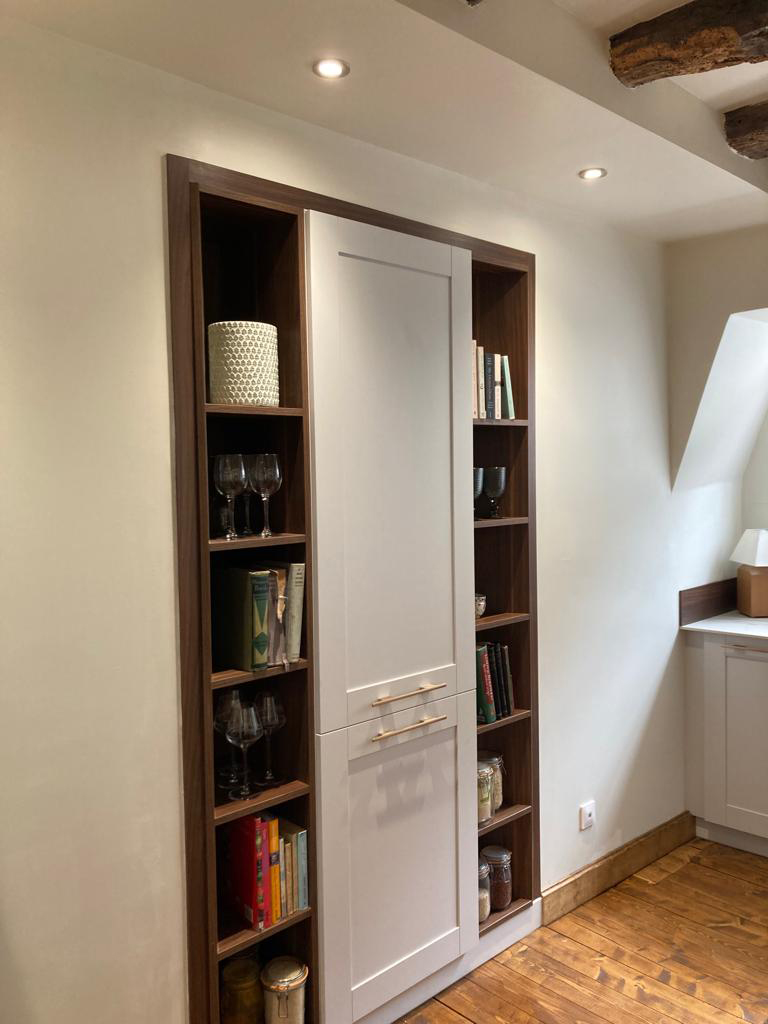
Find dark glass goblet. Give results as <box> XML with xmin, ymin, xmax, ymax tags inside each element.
<box><xmin>473</xmin><ymin>467</ymin><xmax>484</xmax><ymax>520</ymax></box>
<box><xmin>483</xmin><ymin>466</ymin><xmax>507</xmax><ymax>519</ymax></box>
<box><xmin>254</xmin><ymin>691</ymin><xmax>286</xmax><ymax>788</ymax></box>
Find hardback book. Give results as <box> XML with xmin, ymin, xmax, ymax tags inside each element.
<box><xmin>263</xmin><ymin>566</ymin><xmax>288</xmax><ymax>667</ymax></box>
<box><xmin>484</xmin><ymin>354</ymin><xmax>494</xmax><ymax>419</ymax></box>
<box><xmin>264</xmin><ymin>815</ymin><xmax>281</xmax><ymax>922</ymax></box>
<box><xmin>501</xmin><ymin>355</ymin><xmax>515</xmax><ymax>420</ymax></box>
<box><xmin>280</xmin><ymin>820</ymin><xmax>305</xmax><ymax>912</ymax></box>
<box><xmin>477</xmin><ymin>345</ymin><xmax>486</xmax><ymax>419</ymax></box>
<box><xmin>488</xmin><ymin>642</ymin><xmax>504</xmax><ymax>717</ymax></box>
<box><xmin>229</xmin><ymin>815</ymin><xmax>271</xmax><ymax>930</ymax></box>
<box><xmin>258</xmin><ymin>562</ymin><xmax>305</xmax><ymax>663</ymax></box>
<box><xmin>475</xmin><ymin>643</ymin><xmax>497</xmax><ymax>723</ymax></box>
<box><xmin>472</xmin><ymin>340</ymin><xmax>478</xmax><ymax>419</ymax></box>
<box><xmin>214</xmin><ymin>568</ymin><xmax>270</xmax><ymax>671</ymax></box>
<box><xmin>256</xmin><ymin>817</ymin><xmax>272</xmax><ymax>928</ymax></box>
<box><xmin>278</xmin><ymin>836</ymin><xmax>287</xmax><ymax>918</ymax></box>
<box><xmin>492</xmin><ymin>643</ymin><xmax>509</xmax><ymax>717</ymax></box>
<box><xmin>493</xmin><ymin>354</ymin><xmax>502</xmax><ymax>420</ymax></box>
<box><xmin>297</xmin><ymin>828</ymin><xmax>309</xmax><ymax>909</ymax></box>
<box><xmin>502</xmin><ymin>644</ymin><xmax>516</xmax><ymax>711</ymax></box>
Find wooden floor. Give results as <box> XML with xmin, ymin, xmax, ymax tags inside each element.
<box><xmin>399</xmin><ymin>838</ymin><xmax>768</xmax><ymax>1024</ymax></box>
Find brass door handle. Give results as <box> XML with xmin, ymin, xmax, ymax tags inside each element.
<box><xmin>371</xmin><ymin>682</ymin><xmax>447</xmax><ymax>707</ymax></box>
<box><xmin>372</xmin><ymin>714</ymin><xmax>448</xmax><ymax>743</ymax></box>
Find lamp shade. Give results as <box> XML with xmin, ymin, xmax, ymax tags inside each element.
<box><xmin>730</xmin><ymin>529</ymin><xmax>768</xmax><ymax>566</ymax></box>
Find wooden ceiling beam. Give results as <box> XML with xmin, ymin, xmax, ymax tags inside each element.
<box><xmin>610</xmin><ymin>0</ymin><xmax>768</xmax><ymax>88</ymax></box>
<box><xmin>725</xmin><ymin>99</ymin><xmax>768</xmax><ymax>158</ymax></box>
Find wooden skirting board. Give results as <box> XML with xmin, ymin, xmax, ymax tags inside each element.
<box><xmin>540</xmin><ymin>811</ymin><xmax>695</xmax><ymax>926</ymax></box>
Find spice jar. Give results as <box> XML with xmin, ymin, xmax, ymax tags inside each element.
<box><xmin>478</xmin><ymin>856</ymin><xmax>491</xmax><ymax>923</ymax></box>
<box><xmin>261</xmin><ymin>956</ymin><xmax>309</xmax><ymax>1024</ymax></box>
<box><xmin>477</xmin><ymin>764</ymin><xmax>494</xmax><ymax>824</ymax></box>
<box><xmin>220</xmin><ymin>958</ymin><xmax>263</xmax><ymax>1024</ymax></box>
<box><xmin>481</xmin><ymin>845</ymin><xmax>513</xmax><ymax>911</ymax></box>
<box><xmin>477</xmin><ymin>751</ymin><xmax>504</xmax><ymax>813</ymax></box>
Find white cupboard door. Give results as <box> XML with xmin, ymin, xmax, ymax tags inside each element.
<box><xmin>724</xmin><ymin>649</ymin><xmax>768</xmax><ymax>837</ymax></box>
<box><xmin>316</xmin><ymin>692</ymin><xmax>476</xmax><ymax>1023</ymax></box>
<box><xmin>306</xmin><ymin>212</ymin><xmax>474</xmax><ymax>733</ymax></box>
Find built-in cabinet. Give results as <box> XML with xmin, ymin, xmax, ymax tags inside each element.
<box><xmin>167</xmin><ymin>156</ymin><xmax>538</xmax><ymax>1024</ymax></box>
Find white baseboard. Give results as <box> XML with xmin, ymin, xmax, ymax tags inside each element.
<box><xmin>696</xmin><ymin>818</ymin><xmax>768</xmax><ymax>857</ymax></box>
<box><xmin>357</xmin><ymin>898</ymin><xmax>542</xmax><ymax>1024</ymax></box>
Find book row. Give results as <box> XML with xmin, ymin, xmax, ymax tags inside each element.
<box><xmin>228</xmin><ymin>813</ymin><xmax>309</xmax><ymax>931</ymax></box>
<box><xmin>214</xmin><ymin>562</ymin><xmax>305</xmax><ymax>672</ymax></box>
<box><xmin>476</xmin><ymin>641</ymin><xmax>516</xmax><ymax>724</ymax></box>
<box><xmin>472</xmin><ymin>341</ymin><xmax>516</xmax><ymax>421</ymax></box>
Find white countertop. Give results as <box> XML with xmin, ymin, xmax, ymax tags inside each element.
<box><xmin>683</xmin><ymin>610</ymin><xmax>768</xmax><ymax>640</ymax></box>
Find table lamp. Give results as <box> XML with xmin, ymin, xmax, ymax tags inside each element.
<box><xmin>731</xmin><ymin>529</ymin><xmax>768</xmax><ymax>617</ymax></box>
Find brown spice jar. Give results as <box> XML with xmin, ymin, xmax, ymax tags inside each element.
<box><xmin>481</xmin><ymin>844</ymin><xmax>512</xmax><ymax>911</ymax></box>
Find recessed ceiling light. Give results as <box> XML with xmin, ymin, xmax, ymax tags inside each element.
<box><xmin>313</xmin><ymin>58</ymin><xmax>350</xmax><ymax>80</ymax></box>
<box><xmin>579</xmin><ymin>167</ymin><xmax>608</xmax><ymax>180</ymax></box>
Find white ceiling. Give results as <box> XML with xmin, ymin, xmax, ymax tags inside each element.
<box><xmin>3</xmin><ymin>0</ymin><xmax>767</xmax><ymax>241</ymax></box>
<box><xmin>556</xmin><ymin>0</ymin><xmax>768</xmax><ymax>111</ymax></box>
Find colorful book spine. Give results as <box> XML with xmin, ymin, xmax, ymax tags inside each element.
<box><xmin>264</xmin><ymin>567</ymin><xmax>287</xmax><ymax>667</ymax></box>
<box><xmin>267</xmin><ymin>817</ymin><xmax>281</xmax><ymax>922</ymax></box>
<box><xmin>279</xmin><ymin>836</ymin><xmax>287</xmax><ymax>917</ymax></box>
<box><xmin>285</xmin><ymin>563</ymin><xmax>305</xmax><ymax>663</ymax></box>
<box><xmin>477</xmin><ymin>345</ymin><xmax>486</xmax><ymax>419</ymax></box>
<box><xmin>502</xmin><ymin>644</ymin><xmax>516</xmax><ymax>711</ymax></box>
<box><xmin>493</xmin><ymin>354</ymin><xmax>502</xmax><ymax>420</ymax></box>
<box><xmin>285</xmin><ymin>840</ymin><xmax>295</xmax><ymax>916</ymax></box>
<box><xmin>253</xmin><ymin>817</ymin><xmax>266</xmax><ymax>931</ymax></box>
<box><xmin>257</xmin><ymin>818</ymin><xmax>272</xmax><ymax>928</ymax></box>
<box><xmin>476</xmin><ymin>643</ymin><xmax>497</xmax><ymax>723</ymax></box>
<box><xmin>488</xmin><ymin>642</ymin><xmax>503</xmax><ymax>717</ymax></box>
<box><xmin>484</xmin><ymin>354</ymin><xmax>494</xmax><ymax>419</ymax></box>
<box><xmin>501</xmin><ymin>355</ymin><xmax>515</xmax><ymax>419</ymax></box>
<box><xmin>472</xmin><ymin>340</ymin><xmax>478</xmax><ymax>419</ymax></box>
<box><xmin>251</xmin><ymin>570</ymin><xmax>271</xmax><ymax>670</ymax></box>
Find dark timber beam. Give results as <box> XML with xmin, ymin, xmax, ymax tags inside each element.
<box><xmin>610</xmin><ymin>0</ymin><xmax>768</xmax><ymax>87</ymax></box>
<box><xmin>725</xmin><ymin>99</ymin><xmax>768</xmax><ymax>158</ymax></box>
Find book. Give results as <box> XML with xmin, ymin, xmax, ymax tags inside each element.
<box><xmin>257</xmin><ymin>562</ymin><xmax>305</xmax><ymax>663</ymax></box>
<box><xmin>279</xmin><ymin>836</ymin><xmax>287</xmax><ymax>917</ymax></box>
<box><xmin>501</xmin><ymin>644</ymin><xmax>516</xmax><ymax>712</ymax></box>
<box><xmin>477</xmin><ymin>345</ymin><xmax>486</xmax><ymax>419</ymax></box>
<box><xmin>256</xmin><ymin>817</ymin><xmax>272</xmax><ymax>928</ymax></box>
<box><xmin>229</xmin><ymin>816</ymin><xmax>259</xmax><ymax>927</ymax></box>
<box><xmin>501</xmin><ymin>355</ymin><xmax>515</xmax><ymax>419</ymax></box>
<box><xmin>214</xmin><ymin>568</ymin><xmax>270</xmax><ymax>672</ymax></box>
<box><xmin>297</xmin><ymin>828</ymin><xmax>309</xmax><ymax>909</ymax></box>
<box><xmin>475</xmin><ymin>643</ymin><xmax>497</xmax><ymax>724</ymax></box>
<box><xmin>484</xmin><ymin>354</ymin><xmax>494</xmax><ymax>419</ymax></box>
<box><xmin>488</xmin><ymin>642</ymin><xmax>504</xmax><ymax>718</ymax></box>
<box><xmin>472</xmin><ymin>340</ymin><xmax>478</xmax><ymax>419</ymax></box>
<box><xmin>280</xmin><ymin>820</ymin><xmax>305</xmax><ymax>913</ymax></box>
<box><xmin>492</xmin><ymin>643</ymin><xmax>509</xmax><ymax>718</ymax></box>
<box><xmin>265</xmin><ymin>815</ymin><xmax>281</xmax><ymax>922</ymax></box>
<box><xmin>263</xmin><ymin>566</ymin><xmax>288</xmax><ymax>667</ymax></box>
<box><xmin>493</xmin><ymin>353</ymin><xmax>502</xmax><ymax>420</ymax></box>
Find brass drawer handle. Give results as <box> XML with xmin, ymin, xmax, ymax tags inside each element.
<box><xmin>371</xmin><ymin>682</ymin><xmax>447</xmax><ymax>707</ymax></box>
<box><xmin>372</xmin><ymin>714</ymin><xmax>448</xmax><ymax>743</ymax></box>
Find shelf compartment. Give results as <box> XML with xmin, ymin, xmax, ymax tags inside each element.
<box><xmin>475</xmin><ymin>517</ymin><xmax>528</xmax><ymax>529</ymax></box>
<box><xmin>478</xmin><ymin>803</ymin><xmax>531</xmax><ymax>838</ymax></box>
<box><xmin>212</xmin><ymin>660</ymin><xmax>309</xmax><ymax>691</ymax></box>
<box><xmin>209</xmin><ymin>532</ymin><xmax>306</xmax><ymax>551</ymax></box>
<box><xmin>217</xmin><ymin>908</ymin><xmax>313</xmax><ymax>961</ymax></box>
<box><xmin>476</xmin><ymin>612</ymin><xmax>529</xmax><ymax>632</ymax></box>
<box><xmin>213</xmin><ymin>779</ymin><xmax>310</xmax><ymax>826</ymax></box>
<box><xmin>477</xmin><ymin>708</ymin><xmax>531</xmax><ymax>735</ymax></box>
<box><xmin>473</xmin><ymin>419</ymin><xmax>528</xmax><ymax>428</ymax></box>
<box><xmin>479</xmin><ymin>898</ymin><xmax>532</xmax><ymax>935</ymax></box>
<box><xmin>206</xmin><ymin>404</ymin><xmax>304</xmax><ymax>418</ymax></box>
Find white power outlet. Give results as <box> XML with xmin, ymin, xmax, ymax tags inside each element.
<box><xmin>579</xmin><ymin>800</ymin><xmax>596</xmax><ymax>831</ymax></box>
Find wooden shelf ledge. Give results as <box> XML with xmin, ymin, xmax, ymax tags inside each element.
<box><xmin>479</xmin><ymin>898</ymin><xmax>532</xmax><ymax>935</ymax></box>
<box><xmin>214</xmin><ymin>779</ymin><xmax>310</xmax><ymax>826</ymax></box>
<box><xmin>218</xmin><ymin>907</ymin><xmax>312</xmax><ymax>960</ymax></box>
<box><xmin>477</xmin><ymin>709</ymin><xmax>532</xmax><ymax>735</ymax></box>
<box><xmin>478</xmin><ymin>803</ymin><xmax>532</xmax><ymax>838</ymax></box>
<box><xmin>212</xmin><ymin>660</ymin><xmax>309</xmax><ymax>691</ymax></box>
<box><xmin>475</xmin><ymin>517</ymin><xmax>528</xmax><ymax>529</ymax></box>
<box><xmin>205</xmin><ymin>403</ymin><xmax>304</xmax><ymax>417</ymax></box>
<box><xmin>475</xmin><ymin>612</ymin><xmax>530</xmax><ymax>632</ymax></box>
<box><xmin>473</xmin><ymin>418</ymin><xmax>528</xmax><ymax>428</ymax></box>
<box><xmin>209</xmin><ymin>532</ymin><xmax>306</xmax><ymax>551</ymax></box>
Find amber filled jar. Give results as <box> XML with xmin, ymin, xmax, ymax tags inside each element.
<box><xmin>478</xmin><ymin>856</ymin><xmax>491</xmax><ymax>923</ymax></box>
<box><xmin>477</xmin><ymin>764</ymin><xmax>494</xmax><ymax>824</ymax></box>
<box><xmin>481</xmin><ymin>845</ymin><xmax>513</xmax><ymax>911</ymax></box>
<box><xmin>477</xmin><ymin>751</ymin><xmax>504</xmax><ymax>812</ymax></box>
<box><xmin>220</xmin><ymin>958</ymin><xmax>263</xmax><ymax>1024</ymax></box>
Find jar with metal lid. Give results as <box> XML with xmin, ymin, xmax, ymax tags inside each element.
<box><xmin>477</xmin><ymin>763</ymin><xmax>494</xmax><ymax>824</ymax></box>
<box><xmin>261</xmin><ymin>956</ymin><xmax>309</xmax><ymax>1024</ymax></box>
<box><xmin>481</xmin><ymin>845</ymin><xmax>513</xmax><ymax>911</ymax></box>
<box><xmin>477</xmin><ymin>751</ymin><xmax>504</xmax><ymax>813</ymax></box>
<box><xmin>478</xmin><ymin>856</ymin><xmax>491</xmax><ymax>923</ymax></box>
<box><xmin>220</xmin><ymin>958</ymin><xmax>263</xmax><ymax>1024</ymax></box>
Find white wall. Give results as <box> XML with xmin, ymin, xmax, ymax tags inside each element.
<box><xmin>0</xmin><ymin>17</ymin><xmax>735</xmax><ymax>1023</ymax></box>
<box><xmin>744</xmin><ymin>412</ymin><xmax>768</xmax><ymax>529</ymax></box>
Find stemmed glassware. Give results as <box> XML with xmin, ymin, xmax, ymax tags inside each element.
<box><xmin>214</xmin><ymin>454</ymin><xmax>247</xmax><ymax>540</ymax></box>
<box><xmin>241</xmin><ymin>455</ymin><xmax>259</xmax><ymax>536</ymax></box>
<box><xmin>215</xmin><ymin>690</ymin><xmax>244</xmax><ymax>789</ymax></box>
<box><xmin>483</xmin><ymin>466</ymin><xmax>507</xmax><ymax>519</ymax></box>
<box><xmin>249</xmin><ymin>454</ymin><xmax>282</xmax><ymax>538</ymax></box>
<box><xmin>473</xmin><ymin>468</ymin><xmax>484</xmax><ymax>520</ymax></box>
<box><xmin>254</xmin><ymin>691</ymin><xmax>286</xmax><ymax>787</ymax></box>
<box><xmin>225</xmin><ymin>697</ymin><xmax>264</xmax><ymax>801</ymax></box>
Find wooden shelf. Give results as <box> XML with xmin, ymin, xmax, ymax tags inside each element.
<box><xmin>211</xmin><ymin>660</ymin><xmax>309</xmax><ymax>691</ymax></box>
<box><xmin>209</xmin><ymin>532</ymin><xmax>305</xmax><ymax>551</ymax></box>
<box><xmin>478</xmin><ymin>803</ymin><xmax>532</xmax><ymax>838</ymax></box>
<box><xmin>217</xmin><ymin>908</ymin><xmax>312</xmax><ymax>960</ymax></box>
<box><xmin>475</xmin><ymin>612</ymin><xmax>530</xmax><ymax>632</ymax></box>
<box><xmin>475</xmin><ymin>517</ymin><xmax>528</xmax><ymax>529</ymax></box>
<box><xmin>473</xmin><ymin>418</ymin><xmax>528</xmax><ymax>428</ymax></box>
<box><xmin>214</xmin><ymin>779</ymin><xmax>311</xmax><ymax>826</ymax></box>
<box><xmin>205</xmin><ymin>403</ymin><xmax>304</xmax><ymax>417</ymax></box>
<box><xmin>479</xmin><ymin>898</ymin><xmax>532</xmax><ymax>935</ymax></box>
<box><xmin>477</xmin><ymin>708</ymin><xmax>532</xmax><ymax>735</ymax></box>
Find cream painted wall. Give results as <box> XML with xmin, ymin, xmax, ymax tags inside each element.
<box><xmin>0</xmin><ymin>16</ymin><xmax>738</xmax><ymax>1023</ymax></box>
<box><xmin>744</xmin><ymin>412</ymin><xmax>768</xmax><ymax>530</ymax></box>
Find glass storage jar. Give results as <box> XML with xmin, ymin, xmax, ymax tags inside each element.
<box><xmin>481</xmin><ymin>845</ymin><xmax>513</xmax><ymax>911</ymax></box>
<box><xmin>477</xmin><ymin>751</ymin><xmax>504</xmax><ymax>813</ymax></box>
<box><xmin>261</xmin><ymin>956</ymin><xmax>309</xmax><ymax>1024</ymax></box>
<box><xmin>478</xmin><ymin>856</ymin><xmax>491</xmax><ymax>923</ymax></box>
<box><xmin>220</xmin><ymin>958</ymin><xmax>263</xmax><ymax>1024</ymax></box>
<box><xmin>477</xmin><ymin>764</ymin><xmax>494</xmax><ymax>824</ymax></box>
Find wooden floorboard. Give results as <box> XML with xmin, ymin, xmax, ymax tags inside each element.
<box><xmin>399</xmin><ymin>839</ymin><xmax>768</xmax><ymax>1024</ymax></box>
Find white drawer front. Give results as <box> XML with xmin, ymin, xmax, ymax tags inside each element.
<box><xmin>346</xmin><ymin>665</ymin><xmax>457</xmax><ymax>728</ymax></box>
<box><xmin>347</xmin><ymin>695</ymin><xmax>456</xmax><ymax>762</ymax></box>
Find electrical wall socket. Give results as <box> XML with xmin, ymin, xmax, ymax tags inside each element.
<box><xmin>579</xmin><ymin>800</ymin><xmax>596</xmax><ymax>831</ymax></box>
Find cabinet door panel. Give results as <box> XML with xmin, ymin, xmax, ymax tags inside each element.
<box><xmin>726</xmin><ymin>652</ymin><xmax>768</xmax><ymax>837</ymax></box>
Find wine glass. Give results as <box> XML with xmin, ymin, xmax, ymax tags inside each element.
<box><xmin>254</xmin><ymin>691</ymin><xmax>286</xmax><ymax>787</ymax></box>
<box><xmin>250</xmin><ymin>454</ymin><xmax>282</xmax><ymax>538</ymax></box>
<box><xmin>225</xmin><ymin>699</ymin><xmax>264</xmax><ymax>801</ymax></box>
<box><xmin>214</xmin><ymin>454</ymin><xmax>246</xmax><ymax>540</ymax></box>
<box><xmin>483</xmin><ymin>466</ymin><xmax>507</xmax><ymax>519</ymax></box>
<box><xmin>215</xmin><ymin>690</ymin><xmax>243</xmax><ymax>789</ymax></box>
<box><xmin>241</xmin><ymin>455</ymin><xmax>260</xmax><ymax>537</ymax></box>
<box><xmin>473</xmin><ymin>467</ymin><xmax>484</xmax><ymax>520</ymax></box>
